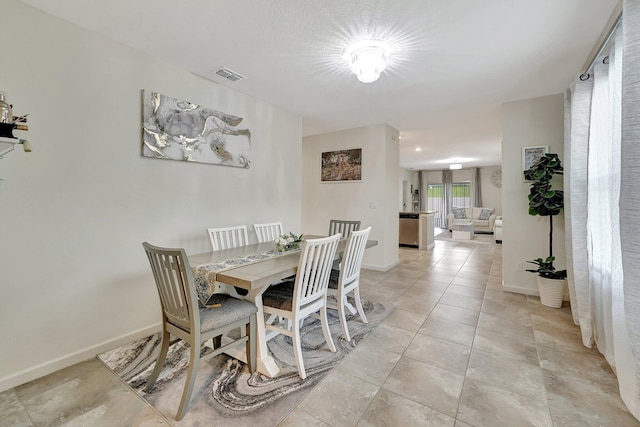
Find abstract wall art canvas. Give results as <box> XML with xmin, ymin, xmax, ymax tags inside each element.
<box><xmin>321</xmin><ymin>148</ymin><xmax>362</xmax><ymax>182</ymax></box>
<box><xmin>142</xmin><ymin>90</ymin><xmax>251</xmax><ymax>168</ymax></box>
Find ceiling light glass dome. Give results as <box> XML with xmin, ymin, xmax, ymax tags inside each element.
<box><xmin>344</xmin><ymin>40</ymin><xmax>392</xmax><ymax>83</ymax></box>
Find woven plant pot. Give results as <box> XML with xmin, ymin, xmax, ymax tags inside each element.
<box><xmin>537</xmin><ymin>277</ymin><xmax>566</xmax><ymax>308</ymax></box>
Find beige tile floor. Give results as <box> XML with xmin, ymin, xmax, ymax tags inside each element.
<box><xmin>2</xmin><ymin>234</ymin><xmax>639</xmax><ymax>426</ymax></box>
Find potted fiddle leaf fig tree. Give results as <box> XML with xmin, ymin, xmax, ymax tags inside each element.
<box><xmin>523</xmin><ymin>153</ymin><xmax>567</xmax><ymax>308</ymax></box>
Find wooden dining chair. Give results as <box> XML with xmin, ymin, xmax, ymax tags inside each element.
<box><xmin>326</xmin><ymin>227</ymin><xmax>371</xmax><ymax>341</ymax></box>
<box><xmin>328</xmin><ymin>219</ymin><xmax>361</xmax><ymax>269</ymax></box>
<box><xmin>328</xmin><ymin>219</ymin><xmax>361</xmax><ymax>238</ymax></box>
<box><xmin>253</xmin><ymin>222</ymin><xmax>283</xmax><ymax>243</ymax></box>
<box><xmin>207</xmin><ymin>225</ymin><xmax>249</xmax><ymax>251</ymax></box>
<box><xmin>142</xmin><ymin>242</ymin><xmax>257</xmax><ymax>420</ymax></box>
<box><xmin>261</xmin><ymin>233</ymin><xmax>341</xmax><ymax>379</ymax></box>
<box><xmin>206</xmin><ymin>225</ymin><xmax>251</xmax><ymax>296</ymax></box>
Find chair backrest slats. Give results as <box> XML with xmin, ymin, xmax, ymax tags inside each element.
<box><xmin>339</xmin><ymin>227</ymin><xmax>371</xmax><ymax>285</ymax></box>
<box><xmin>207</xmin><ymin>225</ymin><xmax>249</xmax><ymax>251</ymax></box>
<box><xmin>143</xmin><ymin>242</ymin><xmax>199</xmax><ymax>333</ymax></box>
<box><xmin>328</xmin><ymin>219</ymin><xmax>361</xmax><ymax>238</ymax></box>
<box><xmin>253</xmin><ymin>222</ymin><xmax>283</xmax><ymax>243</ymax></box>
<box><xmin>294</xmin><ymin>233</ymin><xmax>341</xmax><ymax>308</ymax></box>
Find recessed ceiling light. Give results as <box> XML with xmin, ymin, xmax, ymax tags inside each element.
<box><xmin>415</xmin><ymin>147</ymin><xmax>422</xmax><ymax>152</ymax></box>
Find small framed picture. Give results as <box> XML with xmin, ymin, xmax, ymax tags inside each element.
<box><xmin>522</xmin><ymin>145</ymin><xmax>548</xmax><ymax>173</ymax></box>
<box><xmin>321</xmin><ymin>148</ymin><xmax>362</xmax><ymax>183</ymax></box>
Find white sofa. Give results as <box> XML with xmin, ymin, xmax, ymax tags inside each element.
<box><xmin>494</xmin><ymin>216</ymin><xmax>503</xmax><ymax>242</ymax></box>
<box><xmin>447</xmin><ymin>207</ymin><xmax>497</xmax><ymax>234</ymax></box>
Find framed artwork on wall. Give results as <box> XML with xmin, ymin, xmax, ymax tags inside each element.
<box><xmin>522</xmin><ymin>145</ymin><xmax>549</xmax><ymax>174</ymax></box>
<box><xmin>321</xmin><ymin>148</ymin><xmax>362</xmax><ymax>182</ymax></box>
<box><xmin>141</xmin><ymin>90</ymin><xmax>252</xmax><ymax>168</ymax></box>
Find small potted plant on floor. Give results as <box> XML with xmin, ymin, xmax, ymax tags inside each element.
<box><xmin>523</xmin><ymin>153</ymin><xmax>567</xmax><ymax>308</ymax></box>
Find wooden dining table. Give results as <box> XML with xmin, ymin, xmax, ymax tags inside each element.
<box><xmin>187</xmin><ymin>236</ymin><xmax>377</xmax><ymax>378</ymax></box>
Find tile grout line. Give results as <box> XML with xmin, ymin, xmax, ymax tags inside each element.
<box><xmin>450</xmin><ymin>242</ymin><xmax>499</xmax><ymax>425</ymax></box>
<box><xmin>355</xmin><ymin>244</ymin><xmax>484</xmax><ymax>425</ymax></box>
<box><xmin>353</xmin><ymin>248</ymin><xmax>458</xmax><ymax>426</ymax></box>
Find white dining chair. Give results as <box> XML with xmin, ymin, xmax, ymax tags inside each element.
<box><xmin>261</xmin><ymin>233</ymin><xmax>341</xmax><ymax>379</ymax></box>
<box><xmin>253</xmin><ymin>222</ymin><xmax>283</xmax><ymax>243</ymax></box>
<box><xmin>207</xmin><ymin>225</ymin><xmax>250</xmax><ymax>296</ymax></box>
<box><xmin>142</xmin><ymin>242</ymin><xmax>257</xmax><ymax>420</ymax></box>
<box><xmin>328</xmin><ymin>219</ymin><xmax>361</xmax><ymax>238</ymax></box>
<box><xmin>207</xmin><ymin>225</ymin><xmax>249</xmax><ymax>251</ymax></box>
<box><xmin>328</xmin><ymin>219</ymin><xmax>361</xmax><ymax>269</ymax></box>
<box><xmin>326</xmin><ymin>227</ymin><xmax>371</xmax><ymax>342</ymax></box>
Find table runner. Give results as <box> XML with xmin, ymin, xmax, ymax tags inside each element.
<box><xmin>193</xmin><ymin>247</ymin><xmax>300</xmax><ymax>305</ymax></box>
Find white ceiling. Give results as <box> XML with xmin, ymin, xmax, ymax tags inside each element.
<box><xmin>20</xmin><ymin>0</ymin><xmax>617</xmax><ymax>170</ymax></box>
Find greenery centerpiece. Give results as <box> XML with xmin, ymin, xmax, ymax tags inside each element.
<box><xmin>523</xmin><ymin>153</ymin><xmax>567</xmax><ymax>307</ymax></box>
<box><xmin>275</xmin><ymin>232</ymin><xmax>304</xmax><ymax>252</ymax></box>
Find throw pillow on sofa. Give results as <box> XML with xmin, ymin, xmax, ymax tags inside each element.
<box><xmin>479</xmin><ymin>208</ymin><xmax>493</xmax><ymax>220</ymax></box>
<box><xmin>453</xmin><ymin>208</ymin><xmax>467</xmax><ymax>219</ymax></box>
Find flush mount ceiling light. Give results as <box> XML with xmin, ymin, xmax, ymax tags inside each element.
<box><xmin>449</xmin><ymin>163</ymin><xmax>462</xmax><ymax>170</ymax></box>
<box><xmin>344</xmin><ymin>40</ymin><xmax>392</xmax><ymax>83</ymax></box>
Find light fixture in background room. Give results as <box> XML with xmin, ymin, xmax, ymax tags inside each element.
<box><xmin>344</xmin><ymin>40</ymin><xmax>392</xmax><ymax>83</ymax></box>
<box><xmin>449</xmin><ymin>163</ymin><xmax>462</xmax><ymax>170</ymax></box>
<box><xmin>415</xmin><ymin>147</ymin><xmax>422</xmax><ymax>152</ymax></box>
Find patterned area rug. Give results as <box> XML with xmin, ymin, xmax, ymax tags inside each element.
<box><xmin>98</xmin><ymin>299</ymin><xmax>386</xmax><ymax>426</ymax></box>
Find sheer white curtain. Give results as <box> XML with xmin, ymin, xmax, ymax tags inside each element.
<box><xmin>565</xmin><ymin>1</ymin><xmax>640</xmax><ymax>418</ymax></box>
<box><xmin>587</xmin><ymin>48</ymin><xmax>618</xmax><ymax>365</ymax></box>
<box><xmin>565</xmin><ymin>76</ymin><xmax>593</xmax><ymax>346</ymax></box>
<box><xmin>619</xmin><ymin>0</ymin><xmax>640</xmax><ymax>417</ymax></box>
<box><xmin>421</xmin><ymin>172</ymin><xmax>449</xmax><ymax>229</ymax></box>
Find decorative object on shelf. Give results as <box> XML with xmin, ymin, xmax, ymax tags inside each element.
<box><xmin>0</xmin><ymin>91</ymin><xmax>31</xmax><ymax>158</ymax></box>
<box><xmin>275</xmin><ymin>232</ymin><xmax>304</xmax><ymax>252</ymax></box>
<box><xmin>141</xmin><ymin>90</ymin><xmax>251</xmax><ymax>168</ymax></box>
<box><xmin>522</xmin><ymin>145</ymin><xmax>548</xmax><ymax>177</ymax></box>
<box><xmin>0</xmin><ymin>92</ymin><xmax>12</xmax><ymax>124</ymax></box>
<box><xmin>344</xmin><ymin>40</ymin><xmax>391</xmax><ymax>83</ymax></box>
<box><xmin>412</xmin><ymin>189</ymin><xmax>420</xmax><ymax>211</ymax></box>
<box><xmin>490</xmin><ymin>169</ymin><xmax>502</xmax><ymax>188</ymax></box>
<box><xmin>523</xmin><ymin>153</ymin><xmax>567</xmax><ymax>308</ymax></box>
<box><xmin>321</xmin><ymin>148</ymin><xmax>362</xmax><ymax>182</ymax></box>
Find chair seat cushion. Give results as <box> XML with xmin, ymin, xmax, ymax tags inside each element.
<box><xmin>328</xmin><ymin>269</ymin><xmax>340</xmax><ymax>289</ymax></box>
<box><xmin>262</xmin><ymin>281</ymin><xmax>295</xmax><ymax>311</ymax></box>
<box><xmin>198</xmin><ymin>294</ymin><xmax>257</xmax><ymax>333</ymax></box>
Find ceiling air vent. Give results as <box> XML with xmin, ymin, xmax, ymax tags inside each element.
<box><xmin>215</xmin><ymin>67</ymin><xmax>246</xmax><ymax>82</ymax></box>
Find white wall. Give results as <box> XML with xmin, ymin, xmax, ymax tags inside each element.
<box><xmin>502</xmin><ymin>94</ymin><xmax>565</xmax><ymax>295</ymax></box>
<box><xmin>0</xmin><ymin>0</ymin><xmax>302</xmax><ymax>390</ymax></box>
<box><xmin>302</xmin><ymin>124</ymin><xmax>399</xmax><ymax>271</ymax></box>
<box><xmin>480</xmin><ymin>166</ymin><xmax>502</xmax><ymax>216</ymax></box>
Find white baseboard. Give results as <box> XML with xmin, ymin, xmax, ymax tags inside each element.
<box><xmin>0</xmin><ymin>322</ymin><xmax>161</xmax><ymax>393</ymax></box>
<box><xmin>502</xmin><ymin>281</ymin><xmax>570</xmax><ymax>301</ymax></box>
<box><xmin>502</xmin><ymin>283</ymin><xmax>539</xmax><ymax>296</ymax></box>
<box><xmin>362</xmin><ymin>260</ymin><xmax>399</xmax><ymax>272</ymax></box>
